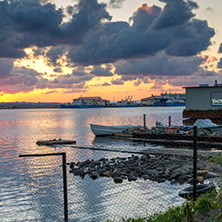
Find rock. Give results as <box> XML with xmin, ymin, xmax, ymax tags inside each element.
<box><xmin>111</xmin><ymin>169</ymin><xmax>123</xmax><ymax>178</ymax></box>
<box><xmin>142</xmin><ymin>175</ymin><xmax>149</xmax><ymax>180</ymax></box>
<box><xmin>101</xmin><ymin>171</ymin><xmax>112</xmax><ymax>177</ymax></box>
<box><xmin>128</xmin><ymin>172</ymin><xmax>137</xmax><ymax>181</ymax></box>
<box><xmin>69</xmin><ymin>162</ymin><xmax>75</xmax><ymax>169</ymax></box>
<box><xmin>91</xmin><ymin>160</ymin><xmax>101</xmax><ymax>166</ymax></box>
<box><xmin>114</xmin><ymin>177</ymin><xmax>123</xmax><ymax>183</ymax></box>
<box><xmin>197</xmin><ymin>176</ymin><xmax>204</xmax><ymax>183</ymax></box>
<box><xmin>197</xmin><ymin>170</ymin><xmax>208</xmax><ymax>176</ymax></box>
<box><xmin>170</xmin><ymin>179</ymin><xmax>177</xmax><ymax>184</ymax></box>
<box><xmin>213</xmin><ymin>164</ymin><xmax>222</xmax><ymax>172</ymax></box>
<box><xmin>68</xmin><ymin>153</ymin><xmax>218</xmax><ymax>184</ymax></box>
<box><xmin>89</xmin><ymin>171</ymin><xmax>98</xmax><ymax>179</ymax></box>
<box><xmin>204</xmin><ymin>172</ymin><xmax>218</xmax><ymax>179</ymax></box>
<box><xmin>177</xmin><ymin>175</ymin><xmax>188</xmax><ymax>184</ymax></box>
<box><xmin>170</xmin><ymin>171</ymin><xmax>183</xmax><ymax>180</ymax></box>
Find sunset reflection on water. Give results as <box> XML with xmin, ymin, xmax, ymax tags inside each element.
<box><xmin>0</xmin><ymin>107</ymin><xmax>185</xmax><ymax>221</ymax></box>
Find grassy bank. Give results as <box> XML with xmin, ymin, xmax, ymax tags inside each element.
<box><xmin>105</xmin><ymin>185</ymin><xmax>222</xmax><ymax>222</ymax></box>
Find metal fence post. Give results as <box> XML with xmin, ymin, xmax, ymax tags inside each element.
<box><xmin>168</xmin><ymin>116</ymin><xmax>171</xmax><ymax>126</ymax></box>
<box><xmin>193</xmin><ymin>126</ymin><xmax>197</xmax><ymax>202</ymax></box>
<box><xmin>62</xmin><ymin>153</ymin><xmax>68</xmax><ymax>222</ymax></box>
<box><xmin>19</xmin><ymin>152</ymin><xmax>68</xmax><ymax>222</ymax></box>
<box><xmin>143</xmin><ymin>114</ymin><xmax>146</xmax><ymax>129</ymax></box>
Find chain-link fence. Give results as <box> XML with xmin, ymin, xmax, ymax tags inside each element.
<box><xmin>19</xmin><ymin>114</ymin><xmax>222</xmax><ymax>221</ymax></box>
<box><xmin>19</xmin><ymin>153</ymin><xmax>68</xmax><ymax>222</ymax></box>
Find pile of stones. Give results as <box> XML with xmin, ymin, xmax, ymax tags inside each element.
<box><xmin>68</xmin><ymin>154</ymin><xmax>218</xmax><ymax>184</ymax></box>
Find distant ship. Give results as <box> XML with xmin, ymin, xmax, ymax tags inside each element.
<box><xmin>154</xmin><ymin>92</ymin><xmax>186</xmax><ymax>107</ymax></box>
<box><xmin>154</xmin><ymin>99</ymin><xmax>186</xmax><ymax>106</ymax></box>
<box><xmin>109</xmin><ymin>96</ymin><xmax>139</xmax><ymax>108</ymax></box>
<box><xmin>60</xmin><ymin>97</ymin><xmax>105</xmax><ymax>108</ymax></box>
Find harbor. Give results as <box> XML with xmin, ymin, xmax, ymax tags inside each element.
<box><xmin>2</xmin><ymin>104</ymin><xmax>222</xmax><ymax>221</ymax></box>
<box><xmin>1</xmin><ymin>106</ymin><xmax>190</xmax><ymax>221</ymax></box>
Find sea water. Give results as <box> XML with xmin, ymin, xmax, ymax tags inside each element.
<box><xmin>0</xmin><ymin>107</ymin><xmax>187</xmax><ymax>222</ymax></box>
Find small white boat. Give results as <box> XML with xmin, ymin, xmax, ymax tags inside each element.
<box><xmin>90</xmin><ymin>124</ymin><xmax>140</xmax><ymax>136</ymax></box>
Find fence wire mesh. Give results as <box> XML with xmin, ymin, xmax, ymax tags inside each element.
<box><xmin>20</xmin><ymin>154</ymin><xmax>66</xmax><ymax>222</ymax></box>
<box><xmin>19</xmin><ymin>113</ymin><xmax>222</xmax><ymax>222</ymax></box>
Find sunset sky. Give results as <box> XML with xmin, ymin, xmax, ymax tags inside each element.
<box><xmin>0</xmin><ymin>0</ymin><xmax>222</xmax><ymax>103</ymax></box>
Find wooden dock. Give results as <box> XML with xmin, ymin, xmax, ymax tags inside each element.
<box><xmin>36</xmin><ymin>139</ymin><xmax>76</xmax><ymax>146</ymax></box>
<box><xmin>111</xmin><ymin>132</ymin><xmax>222</xmax><ymax>149</ymax></box>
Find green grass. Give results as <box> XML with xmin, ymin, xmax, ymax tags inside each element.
<box><xmin>210</xmin><ymin>153</ymin><xmax>222</xmax><ymax>165</ymax></box>
<box><xmin>105</xmin><ymin>187</ymin><xmax>222</xmax><ymax>222</ymax></box>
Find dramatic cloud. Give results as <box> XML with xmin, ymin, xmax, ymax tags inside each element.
<box><xmin>0</xmin><ymin>66</ymin><xmax>41</xmax><ymax>93</ymax></box>
<box><xmin>152</xmin><ymin>0</ymin><xmax>198</xmax><ymax>29</ymax></box>
<box><xmin>111</xmin><ymin>78</ymin><xmax>124</xmax><ymax>85</ymax></box>
<box><xmin>0</xmin><ymin>59</ymin><xmax>14</xmax><ymax>78</ymax></box>
<box><xmin>0</xmin><ymin>0</ymin><xmax>218</xmax><ymax>95</ymax></box>
<box><xmin>115</xmin><ymin>54</ymin><xmax>207</xmax><ymax>77</ymax></box>
<box><xmin>0</xmin><ymin>0</ymin><xmax>215</xmax><ymax>64</ymax></box>
<box><xmin>66</xmin><ymin>0</ymin><xmax>214</xmax><ymax>65</ymax></box>
<box><xmin>90</xmin><ymin>64</ymin><xmax>113</xmax><ymax>76</ymax></box>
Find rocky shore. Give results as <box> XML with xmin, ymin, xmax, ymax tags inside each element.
<box><xmin>68</xmin><ymin>153</ymin><xmax>220</xmax><ymax>184</ymax></box>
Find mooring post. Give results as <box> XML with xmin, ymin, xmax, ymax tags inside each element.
<box><xmin>143</xmin><ymin>114</ymin><xmax>146</xmax><ymax>129</ymax></box>
<box><xmin>168</xmin><ymin>116</ymin><xmax>171</xmax><ymax>126</ymax></box>
<box><xmin>193</xmin><ymin>126</ymin><xmax>197</xmax><ymax>202</ymax></box>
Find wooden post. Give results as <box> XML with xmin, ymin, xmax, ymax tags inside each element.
<box><xmin>143</xmin><ymin>114</ymin><xmax>146</xmax><ymax>129</ymax></box>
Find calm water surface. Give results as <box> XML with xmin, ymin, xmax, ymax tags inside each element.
<box><xmin>0</xmin><ymin>107</ymin><xmax>187</xmax><ymax>222</ymax></box>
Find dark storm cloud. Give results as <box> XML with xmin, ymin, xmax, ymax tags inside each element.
<box><xmin>0</xmin><ymin>59</ymin><xmax>14</xmax><ymax>78</ymax></box>
<box><xmin>0</xmin><ymin>0</ymin><xmax>111</xmax><ymax>59</ymax></box>
<box><xmin>67</xmin><ymin>0</ymin><xmax>214</xmax><ymax>65</ymax></box>
<box><xmin>46</xmin><ymin>47</ymin><xmax>66</xmax><ymax>67</ymax></box>
<box><xmin>49</xmin><ymin>71</ymin><xmax>94</xmax><ymax>88</ymax></box>
<box><xmin>0</xmin><ymin>0</ymin><xmax>63</xmax><ymax>58</ymax></box>
<box><xmin>165</xmin><ymin>19</ymin><xmax>215</xmax><ymax>56</ymax></box>
<box><xmin>0</xmin><ymin>0</ymin><xmax>217</xmax><ymax>92</ymax></box>
<box><xmin>115</xmin><ymin>54</ymin><xmax>205</xmax><ymax>76</ymax></box>
<box><xmin>0</xmin><ymin>0</ymin><xmax>215</xmax><ymax>64</ymax></box>
<box><xmin>90</xmin><ymin>64</ymin><xmax>113</xmax><ymax>76</ymax></box>
<box><xmin>152</xmin><ymin>0</ymin><xmax>198</xmax><ymax>30</ymax></box>
<box><xmin>61</xmin><ymin>0</ymin><xmax>112</xmax><ymax>44</ymax></box>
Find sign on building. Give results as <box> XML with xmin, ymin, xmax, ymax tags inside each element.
<box><xmin>211</xmin><ymin>92</ymin><xmax>222</xmax><ymax>106</ymax></box>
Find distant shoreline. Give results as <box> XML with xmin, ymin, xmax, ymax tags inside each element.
<box><xmin>0</xmin><ymin>106</ymin><xmax>61</xmax><ymax>109</ymax></box>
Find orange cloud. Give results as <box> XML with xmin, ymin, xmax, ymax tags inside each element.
<box><xmin>137</xmin><ymin>4</ymin><xmax>153</xmax><ymax>14</ymax></box>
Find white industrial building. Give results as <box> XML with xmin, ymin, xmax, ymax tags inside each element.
<box><xmin>184</xmin><ymin>81</ymin><xmax>222</xmax><ymax>110</ymax></box>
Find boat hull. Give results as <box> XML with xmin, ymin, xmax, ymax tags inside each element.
<box><xmin>90</xmin><ymin>124</ymin><xmax>137</xmax><ymax>136</ymax></box>
<box><xmin>61</xmin><ymin>104</ymin><xmax>104</xmax><ymax>108</ymax></box>
<box><xmin>111</xmin><ymin>104</ymin><xmax>139</xmax><ymax>108</ymax></box>
<box><xmin>154</xmin><ymin>102</ymin><xmax>185</xmax><ymax>106</ymax></box>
